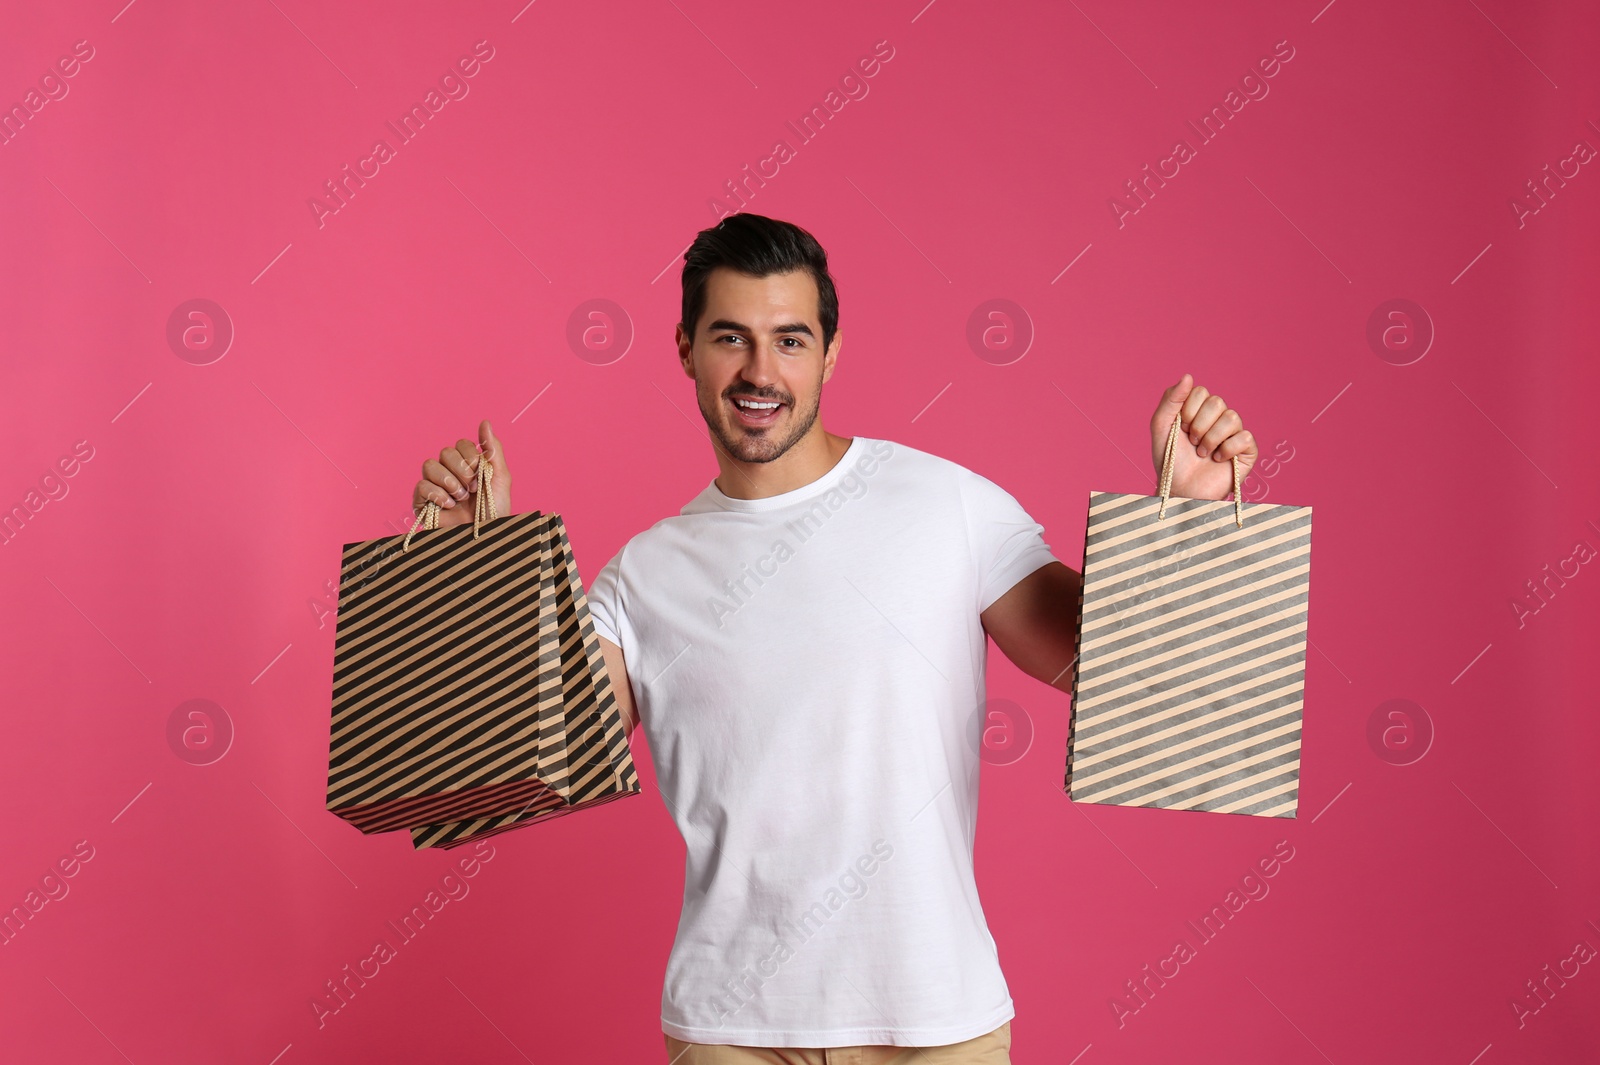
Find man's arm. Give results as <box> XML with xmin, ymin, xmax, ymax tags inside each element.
<box><xmin>598</xmin><ymin>634</ymin><xmax>639</xmax><ymax>738</ymax></box>
<box><xmin>980</xmin><ymin>561</ymin><xmax>1083</xmax><ymax>695</ymax></box>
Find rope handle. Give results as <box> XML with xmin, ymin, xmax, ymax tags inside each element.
<box><xmin>1157</xmin><ymin>412</ymin><xmax>1243</xmax><ymax>528</ymax></box>
<box><xmin>403</xmin><ymin>457</ymin><xmax>497</xmax><ymax>552</ymax></box>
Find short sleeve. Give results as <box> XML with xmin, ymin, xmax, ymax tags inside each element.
<box><xmin>957</xmin><ymin>466</ymin><xmax>1061</xmax><ymax>614</ymax></box>
<box><xmin>583</xmin><ymin>545</ymin><xmax>630</xmax><ymax>648</ymax></box>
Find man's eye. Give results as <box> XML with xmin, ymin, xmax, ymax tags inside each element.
<box><xmin>780</xmin><ymin>337</ymin><xmax>801</xmax><ymax>348</ymax></box>
<box><xmin>718</xmin><ymin>335</ymin><xmax>743</xmax><ymax>345</ymax></box>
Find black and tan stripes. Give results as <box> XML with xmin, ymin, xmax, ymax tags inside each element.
<box><xmin>327</xmin><ymin>508</ymin><xmax>639</xmax><ymax>847</ymax></box>
<box><xmin>1066</xmin><ymin>491</ymin><xmax>1313</xmax><ymax>819</ymax></box>
<box><xmin>410</xmin><ymin>523</ymin><xmax>639</xmax><ymax>849</ymax></box>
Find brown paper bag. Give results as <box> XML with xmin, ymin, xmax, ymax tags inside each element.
<box><xmin>409</xmin><ymin>519</ymin><xmax>640</xmax><ymax>849</ymax></box>
<box><xmin>1065</xmin><ymin>414</ymin><xmax>1313</xmax><ymax>818</ymax></box>
<box><xmin>326</xmin><ymin>460</ymin><xmax>582</xmax><ymax>834</ymax></box>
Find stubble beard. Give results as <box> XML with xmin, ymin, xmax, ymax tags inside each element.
<box><xmin>699</xmin><ymin>375</ymin><xmax>823</xmax><ymax>465</ymax></box>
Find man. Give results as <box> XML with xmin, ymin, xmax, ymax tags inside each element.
<box><xmin>412</xmin><ymin>214</ymin><xmax>1258</xmax><ymax>1063</ymax></box>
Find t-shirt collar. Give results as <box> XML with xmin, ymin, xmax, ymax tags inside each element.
<box><xmin>693</xmin><ymin>436</ymin><xmax>867</xmax><ymax>513</ymax></box>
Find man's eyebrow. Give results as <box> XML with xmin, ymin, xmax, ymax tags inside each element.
<box><xmin>706</xmin><ymin>318</ymin><xmax>815</xmax><ymax>338</ymax></box>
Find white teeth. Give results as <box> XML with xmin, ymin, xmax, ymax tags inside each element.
<box><xmin>735</xmin><ymin>400</ymin><xmax>779</xmax><ymax>410</ymax></box>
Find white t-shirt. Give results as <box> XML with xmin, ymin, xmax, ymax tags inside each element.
<box><xmin>586</xmin><ymin>435</ymin><xmax>1058</xmax><ymax>1047</ymax></box>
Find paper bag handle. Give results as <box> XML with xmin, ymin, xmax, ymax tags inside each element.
<box><xmin>1157</xmin><ymin>412</ymin><xmax>1243</xmax><ymax>528</ymax></box>
<box><xmin>402</xmin><ymin>458</ymin><xmax>497</xmax><ymax>552</ymax></box>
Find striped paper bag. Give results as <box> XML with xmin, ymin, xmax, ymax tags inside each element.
<box><xmin>410</xmin><ymin>519</ymin><xmax>640</xmax><ymax>849</ymax></box>
<box><xmin>327</xmin><ymin>459</ymin><xmax>588</xmax><ymax>834</ymax></box>
<box><xmin>1065</xmin><ymin>414</ymin><xmax>1313</xmax><ymax>818</ymax></box>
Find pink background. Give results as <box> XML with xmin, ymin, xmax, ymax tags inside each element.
<box><xmin>2</xmin><ymin>1</ymin><xmax>1596</xmax><ymax>1062</ymax></box>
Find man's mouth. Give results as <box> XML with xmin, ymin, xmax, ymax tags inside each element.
<box><xmin>729</xmin><ymin>395</ymin><xmax>786</xmax><ymax>427</ymax></box>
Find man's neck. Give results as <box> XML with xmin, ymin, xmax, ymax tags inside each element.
<box><xmin>712</xmin><ymin>427</ymin><xmax>854</xmax><ymax>500</ymax></box>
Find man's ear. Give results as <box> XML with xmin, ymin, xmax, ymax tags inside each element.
<box><xmin>676</xmin><ymin>323</ymin><xmax>695</xmax><ymax>378</ymax></box>
<box><xmin>820</xmin><ymin>326</ymin><xmax>842</xmax><ymax>384</ymax></box>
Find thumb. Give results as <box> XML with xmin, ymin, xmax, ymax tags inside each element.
<box><xmin>478</xmin><ymin>418</ymin><xmax>506</xmax><ymax>471</ymax></box>
<box><xmin>1153</xmin><ymin>372</ymin><xmax>1194</xmax><ymax>428</ymax></box>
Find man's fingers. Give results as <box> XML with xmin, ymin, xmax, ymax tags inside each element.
<box><xmin>423</xmin><ymin>456</ymin><xmax>468</xmax><ymax>502</ymax></box>
<box><xmin>1179</xmin><ymin>386</ymin><xmax>1212</xmax><ymax>433</ymax></box>
<box><xmin>453</xmin><ymin>438</ymin><xmax>482</xmax><ymax>490</ymax></box>
<box><xmin>1198</xmin><ymin>409</ymin><xmax>1242</xmax><ymax>455</ymax></box>
<box><xmin>1213</xmin><ymin>429</ymin><xmax>1255</xmax><ymax>462</ymax></box>
<box><xmin>439</xmin><ymin>446</ymin><xmax>477</xmax><ymax>498</ymax></box>
<box><xmin>414</xmin><ymin>474</ymin><xmax>458</xmax><ymax>510</ymax></box>
<box><xmin>1186</xmin><ymin>394</ymin><xmax>1226</xmax><ymax>446</ymax></box>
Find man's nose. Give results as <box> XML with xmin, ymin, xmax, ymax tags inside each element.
<box><xmin>740</xmin><ymin>342</ymin><xmax>782</xmax><ymax>387</ymax></box>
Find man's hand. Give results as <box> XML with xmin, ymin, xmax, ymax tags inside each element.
<box><xmin>1149</xmin><ymin>373</ymin><xmax>1258</xmax><ymax>500</ymax></box>
<box><xmin>413</xmin><ymin>419</ymin><xmax>513</xmax><ymax>528</ymax></box>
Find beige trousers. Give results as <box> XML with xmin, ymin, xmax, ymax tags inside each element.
<box><xmin>664</xmin><ymin>1020</ymin><xmax>1012</xmax><ymax>1064</ymax></box>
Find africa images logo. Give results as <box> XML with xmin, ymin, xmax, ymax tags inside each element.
<box><xmin>307</xmin><ymin>41</ymin><xmax>496</xmax><ymax>228</ymax></box>
<box><xmin>707</xmin><ymin>440</ymin><xmax>895</xmax><ymax>629</ymax></box>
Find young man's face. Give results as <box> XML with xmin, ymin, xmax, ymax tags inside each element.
<box><xmin>677</xmin><ymin>267</ymin><xmax>840</xmax><ymax>464</ymax></box>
